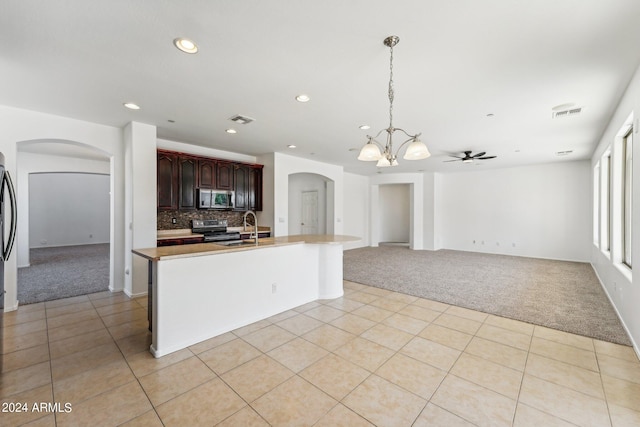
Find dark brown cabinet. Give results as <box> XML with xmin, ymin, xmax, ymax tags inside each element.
<box><xmin>157</xmin><ymin>151</ymin><xmax>178</xmax><ymax>210</ymax></box>
<box><xmin>233</xmin><ymin>164</ymin><xmax>249</xmax><ymax>211</ymax></box>
<box><xmin>216</xmin><ymin>161</ymin><xmax>234</xmax><ymax>190</ymax></box>
<box><xmin>198</xmin><ymin>159</ymin><xmax>215</xmax><ymax>189</ymax></box>
<box><xmin>178</xmin><ymin>156</ymin><xmax>197</xmax><ymax>210</ymax></box>
<box><xmin>249</xmin><ymin>166</ymin><xmax>263</xmax><ymax>211</ymax></box>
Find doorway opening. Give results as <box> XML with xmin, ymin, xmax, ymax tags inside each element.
<box><xmin>378</xmin><ymin>184</ymin><xmax>410</xmax><ymax>246</ymax></box>
<box><xmin>288</xmin><ymin>173</ymin><xmax>335</xmax><ymax>235</ymax></box>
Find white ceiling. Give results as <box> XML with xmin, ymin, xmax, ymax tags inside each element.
<box><xmin>2</xmin><ymin>0</ymin><xmax>639</xmax><ymax>175</ymax></box>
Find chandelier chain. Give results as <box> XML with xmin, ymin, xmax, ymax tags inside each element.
<box><xmin>388</xmin><ymin>41</ymin><xmax>394</xmax><ymax>130</ymax></box>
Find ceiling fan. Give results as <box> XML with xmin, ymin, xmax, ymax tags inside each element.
<box><xmin>445</xmin><ymin>151</ymin><xmax>497</xmax><ymax>163</ymax></box>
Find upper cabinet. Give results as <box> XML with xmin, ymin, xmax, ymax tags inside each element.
<box><xmin>157</xmin><ymin>150</ymin><xmax>263</xmax><ymax>211</ymax></box>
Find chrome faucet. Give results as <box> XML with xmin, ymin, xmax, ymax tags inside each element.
<box><xmin>243</xmin><ymin>210</ymin><xmax>259</xmax><ymax>246</ymax></box>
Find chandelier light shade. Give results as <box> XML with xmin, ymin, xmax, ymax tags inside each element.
<box><xmin>357</xmin><ymin>36</ymin><xmax>431</xmax><ymax>167</ymax></box>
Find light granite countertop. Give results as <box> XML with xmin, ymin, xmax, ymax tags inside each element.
<box><xmin>134</xmin><ymin>234</ymin><xmax>359</xmax><ymax>261</ymax></box>
<box><xmin>156</xmin><ymin>226</ymin><xmax>271</xmax><ymax>240</ymax></box>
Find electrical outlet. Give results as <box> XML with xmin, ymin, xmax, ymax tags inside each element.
<box><xmin>473</xmin><ymin>240</ymin><xmax>476</xmax><ymax>244</ymax></box>
<box><xmin>171</xmin><ymin>218</ymin><xmax>177</xmax><ymax>224</ymax></box>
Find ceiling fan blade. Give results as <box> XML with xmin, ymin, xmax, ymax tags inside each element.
<box><xmin>478</xmin><ymin>156</ymin><xmax>497</xmax><ymax>160</ymax></box>
<box><xmin>443</xmin><ymin>159</ymin><xmax>462</xmax><ymax>162</ymax></box>
<box><xmin>471</xmin><ymin>151</ymin><xmax>486</xmax><ymax>158</ymax></box>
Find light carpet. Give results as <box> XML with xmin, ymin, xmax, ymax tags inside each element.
<box><xmin>344</xmin><ymin>246</ymin><xmax>631</xmax><ymax>346</ymax></box>
<box><xmin>18</xmin><ymin>243</ymin><xmax>110</xmax><ymax>305</ymax></box>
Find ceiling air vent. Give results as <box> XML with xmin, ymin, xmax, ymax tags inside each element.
<box><xmin>556</xmin><ymin>150</ymin><xmax>574</xmax><ymax>156</ymax></box>
<box><xmin>229</xmin><ymin>114</ymin><xmax>255</xmax><ymax>125</ymax></box>
<box><xmin>552</xmin><ymin>107</ymin><xmax>582</xmax><ymax>119</ymax></box>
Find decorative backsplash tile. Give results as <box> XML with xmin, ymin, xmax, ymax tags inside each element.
<box><xmin>158</xmin><ymin>210</ymin><xmax>246</xmax><ymax>230</ymax></box>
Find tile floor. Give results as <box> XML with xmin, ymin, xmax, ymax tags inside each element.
<box><xmin>2</xmin><ymin>281</ymin><xmax>640</xmax><ymax>426</ymax></box>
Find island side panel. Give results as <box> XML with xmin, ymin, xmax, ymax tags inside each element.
<box><xmin>151</xmin><ymin>243</ymin><xmax>320</xmax><ymax>357</ymax></box>
<box><xmin>316</xmin><ymin>243</ymin><xmax>345</xmax><ymax>299</ymax></box>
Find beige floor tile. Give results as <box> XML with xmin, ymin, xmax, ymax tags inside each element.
<box><xmin>419</xmin><ymin>323</ymin><xmax>473</xmax><ymax>351</ymax></box>
<box><xmin>95</xmin><ymin>300</ymin><xmax>140</xmax><ymax>317</ymax></box>
<box><xmin>360</xmin><ymin>323</ymin><xmax>414</xmax><ymax>351</ymax></box>
<box><xmin>198</xmin><ymin>338</ymin><xmax>262</xmax><ymax>375</ymax></box>
<box><xmin>412</xmin><ymin>298</ymin><xmax>450</xmax><ymax>312</ymax></box>
<box><xmin>156</xmin><ymin>378</ymin><xmax>246</xmax><ymax>427</ymax></box>
<box><xmin>116</xmin><ymin>331</ymin><xmax>153</xmax><ymax>357</ymax></box>
<box><xmin>1</xmin><ymin>343</ymin><xmax>49</xmax><ymax>373</ymax></box>
<box><xmin>15</xmin><ymin>301</ymin><xmax>46</xmax><ymax>313</ymax></box>
<box><xmin>51</xmin><ymin>341</ymin><xmax>123</xmax><ymax>381</ymax></box>
<box><xmin>47</xmin><ymin>318</ymin><xmax>106</xmax><ymax>343</ymax></box>
<box><xmin>302</xmin><ymin>324</ymin><xmax>356</xmax><ymax>351</ymax></box>
<box><xmin>343</xmin><ymin>375</ymin><xmax>426</xmax><ymax>427</ymax></box>
<box><xmin>401</xmin><ymin>336</ymin><xmax>461</xmax><ymax>372</ymax></box>
<box><xmin>45</xmin><ymin>308</ymin><xmax>99</xmax><ymax>330</ymax></box>
<box><xmin>315</xmin><ymin>403</ymin><xmax>375</xmax><ymax>427</ymax></box>
<box><xmin>90</xmin><ymin>293</ymin><xmax>131</xmax><ymax>308</ymax></box>
<box><xmin>344</xmin><ymin>291</ymin><xmax>380</xmax><ymax>304</ymax></box>
<box><xmin>334</xmin><ymin>337</ymin><xmax>395</xmax><ymax>372</ymax></box>
<box><xmin>126</xmin><ymin>347</ymin><xmax>193</xmax><ymax>378</ymax></box>
<box><xmin>486</xmin><ymin>315</ymin><xmax>535</xmax><ymax>336</ymax></box>
<box><xmin>53</xmin><ymin>358</ymin><xmax>135</xmax><ymax>405</ymax></box>
<box><xmin>55</xmin><ymin>380</ymin><xmax>152</xmax><ymax>427</ymax></box>
<box><xmin>433</xmin><ymin>313</ymin><xmax>482</xmax><ymax>335</ymax></box>
<box><xmin>513</xmin><ymin>403</ymin><xmax>577</xmax><ymax>427</ymax></box>
<box><xmin>231</xmin><ymin>318</ymin><xmax>271</xmax><ymax>336</ymax></box>
<box><xmin>2</xmin><ymin>318</ymin><xmax>47</xmax><ymax>339</ymax></box>
<box><xmin>351</xmin><ymin>304</ymin><xmax>394</xmax><ymax>322</ymax></box>
<box><xmin>293</xmin><ymin>300</ymin><xmax>323</xmax><ymax>313</ymax></box>
<box><xmin>608</xmin><ymin>403</ymin><xmax>640</xmax><ymax>427</ymax></box>
<box><xmin>252</xmin><ymin>376</ymin><xmax>337</xmax><ymax>426</ymax></box>
<box><xmin>330</xmin><ymin>313</ymin><xmax>376</xmax><ymax>335</ymax></box>
<box><xmin>451</xmin><ymin>353</ymin><xmax>523</xmax><ymax>399</ymax></box>
<box><xmin>119</xmin><ymin>409</ymin><xmax>164</xmax><ymax>427</ymax></box>
<box><xmin>598</xmin><ymin>353</ymin><xmax>640</xmax><ymax>384</ymax></box>
<box><xmin>187</xmin><ymin>331</ymin><xmax>236</xmax><ymax>354</ymax></box>
<box><xmin>398</xmin><ymin>304</ymin><xmax>441</xmax><ymax>322</ymax></box>
<box><xmin>275</xmin><ymin>313</ymin><xmax>323</xmax><ymax>335</ymax></box>
<box><xmin>48</xmin><ymin>327</ymin><xmax>114</xmax><ymax>359</ymax></box>
<box><xmin>2</xmin><ymin>307</ymin><xmax>46</xmax><ymax>327</ymax></box>
<box><xmin>86</xmin><ymin>290</ymin><xmax>114</xmax><ymax>300</ymax></box>
<box><xmin>216</xmin><ymin>406</ymin><xmax>269</xmax><ymax>427</ymax></box>
<box><xmin>343</xmin><ymin>280</ymin><xmax>367</xmax><ymax>290</ymax></box>
<box><xmin>241</xmin><ymin>324</ymin><xmax>295</xmax><ymax>353</ymax></box>
<box><xmin>386</xmin><ymin>291</ymin><xmax>419</xmax><ymax>304</ymax></box>
<box><xmin>45</xmin><ymin>301</ymin><xmax>94</xmax><ymax>318</ymax></box>
<box><xmin>0</xmin><ymin>361</ymin><xmax>51</xmax><ymax>399</ymax></box>
<box><xmin>22</xmin><ymin>414</ymin><xmax>56</xmax><ymax>426</ymax></box>
<box><xmin>2</xmin><ymin>329</ymin><xmax>48</xmax><ymax>354</ymax></box>
<box><xmin>525</xmin><ymin>353</ymin><xmax>605</xmax><ymax>399</ymax></box>
<box><xmin>101</xmin><ymin>306</ymin><xmax>147</xmax><ymax>327</ymax></box>
<box><xmin>530</xmin><ymin>337</ymin><xmax>599</xmax><ymax>371</ymax></box>
<box><xmin>108</xmin><ymin>317</ymin><xmax>150</xmax><ymax>341</ymax></box>
<box><xmin>368</xmin><ymin>297</ymin><xmax>409</xmax><ymax>312</ymax></box>
<box><xmin>221</xmin><ymin>354</ymin><xmax>294</xmax><ymax>402</ymax></box>
<box><xmin>533</xmin><ymin>325</ymin><xmax>595</xmax><ymax>351</ymax></box>
<box><xmin>375</xmin><ymin>353</ymin><xmax>446</xmax><ymax>399</ymax></box>
<box><xmin>0</xmin><ymin>384</ymin><xmax>53</xmax><ymax>427</ymax></box>
<box><xmin>446</xmin><ymin>305</ymin><xmax>489</xmax><ymax>322</ymax></box>
<box><xmin>300</xmin><ymin>353</ymin><xmax>371</xmax><ymax>400</ymax></box>
<box><xmin>304</xmin><ymin>305</ymin><xmax>346</xmax><ymax>322</ymax></box>
<box><xmin>431</xmin><ymin>375</ymin><xmax>517</xmax><ymax>427</ymax></box>
<box><xmin>325</xmin><ymin>297</ymin><xmax>365</xmax><ymax>312</ymax></box>
<box><xmin>45</xmin><ymin>295</ymin><xmax>90</xmax><ymax>310</ymax></box>
<box><xmin>382</xmin><ymin>313</ymin><xmax>429</xmax><ymax>335</ymax></box>
<box><xmin>139</xmin><ymin>356</ymin><xmax>216</xmax><ymax>406</ymax></box>
<box><xmin>133</xmin><ymin>296</ymin><xmax>148</xmax><ymax>308</ymax></box>
<box><xmin>360</xmin><ymin>286</ymin><xmax>393</xmax><ymax>297</ymax></box>
<box><xmin>465</xmin><ymin>337</ymin><xmax>529</xmax><ymax>371</ymax></box>
<box><xmin>594</xmin><ymin>340</ymin><xmax>639</xmax><ymax>363</ymax></box>
<box><xmin>601</xmin><ymin>374</ymin><xmax>640</xmax><ymax>412</ymax></box>
<box><xmin>475</xmin><ymin>323</ymin><xmax>531</xmax><ymax>350</ymax></box>
<box><xmin>267</xmin><ymin>337</ymin><xmax>328</xmax><ymax>372</ymax></box>
<box><xmin>413</xmin><ymin>403</ymin><xmax>476</xmax><ymax>427</ymax></box>
<box><xmin>266</xmin><ymin>309</ymin><xmax>298</xmax><ymax>323</ymax></box>
<box><xmin>519</xmin><ymin>374</ymin><xmax>610</xmax><ymax>427</ymax></box>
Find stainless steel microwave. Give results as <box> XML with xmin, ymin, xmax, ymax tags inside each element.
<box><xmin>198</xmin><ymin>189</ymin><xmax>235</xmax><ymax>209</ymax></box>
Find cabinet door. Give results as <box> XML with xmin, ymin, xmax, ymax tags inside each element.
<box><xmin>178</xmin><ymin>156</ymin><xmax>197</xmax><ymax>210</ymax></box>
<box><xmin>233</xmin><ymin>164</ymin><xmax>249</xmax><ymax>211</ymax></box>
<box><xmin>157</xmin><ymin>152</ymin><xmax>178</xmax><ymax>210</ymax></box>
<box><xmin>198</xmin><ymin>159</ymin><xmax>215</xmax><ymax>189</ymax></box>
<box><xmin>249</xmin><ymin>166</ymin><xmax>263</xmax><ymax>211</ymax></box>
<box><xmin>216</xmin><ymin>161</ymin><xmax>234</xmax><ymax>190</ymax></box>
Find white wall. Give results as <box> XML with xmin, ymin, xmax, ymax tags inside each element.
<box><xmin>591</xmin><ymin>63</ymin><xmax>640</xmax><ymax>353</ymax></box>
<box><xmin>343</xmin><ymin>172</ymin><xmax>369</xmax><ymax>249</ymax></box>
<box><xmin>29</xmin><ymin>172</ymin><xmax>110</xmax><ymax>248</ymax></box>
<box><xmin>378</xmin><ymin>184</ymin><xmax>410</xmax><ymax>243</ymax></box>
<box><xmin>288</xmin><ymin>173</ymin><xmax>328</xmax><ymax>235</ymax></box>
<box><xmin>439</xmin><ymin>161</ymin><xmax>591</xmax><ymax>262</ymax></box>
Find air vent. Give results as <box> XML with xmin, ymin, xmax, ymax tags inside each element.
<box><xmin>556</xmin><ymin>150</ymin><xmax>574</xmax><ymax>156</ymax></box>
<box><xmin>229</xmin><ymin>114</ymin><xmax>255</xmax><ymax>125</ymax></box>
<box><xmin>552</xmin><ymin>107</ymin><xmax>582</xmax><ymax>119</ymax></box>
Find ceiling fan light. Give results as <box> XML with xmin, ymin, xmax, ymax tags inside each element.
<box><xmin>358</xmin><ymin>141</ymin><xmax>383</xmax><ymax>161</ymax></box>
<box><xmin>462</xmin><ymin>159</ymin><xmax>473</xmax><ymax>163</ymax></box>
<box><xmin>403</xmin><ymin>139</ymin><xmax>431</xmax><ymax>160</ymax></box>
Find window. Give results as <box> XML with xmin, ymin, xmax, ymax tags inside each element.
<box><xmin>600</xmin><ymin>152</ymin><xmax>611</xmax><ymax>253</ymax></box>
<box><xmin>594</xmin><ymin>162</ymin><xmax>600</xmax><ymax>246</ymax></box>
<box><xmin>622</xmin><ymin>128</ymin><xmax>633</xmax><ymax>268</ymax></box>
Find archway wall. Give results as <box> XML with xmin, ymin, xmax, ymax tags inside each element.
<box><xmin>0</xmin><ymin>105</ymin><xmax>125</xmax><ymax>310</ymax></box>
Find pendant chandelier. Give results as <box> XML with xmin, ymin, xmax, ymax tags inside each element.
<box><xmin>358</xmin><ymin>36</ymin><xmax>431</xmax><ymax>167</ymax></box>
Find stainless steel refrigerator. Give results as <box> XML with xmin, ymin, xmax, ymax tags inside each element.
<box><xmin>0</xmin><ymin>152</ymin><xmax>17</xmax><ymax>370</ymax></box>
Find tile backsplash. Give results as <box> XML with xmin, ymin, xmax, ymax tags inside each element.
<box><xmin>158</xmin><ymin>210</ymin><xmax>246</xmax><ymax>230</ymax></box>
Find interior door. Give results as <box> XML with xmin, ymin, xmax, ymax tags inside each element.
<box><xmin>301</xmin><ymin>190</ymin><xmax>318</xmax><ymax>234</ymax></box>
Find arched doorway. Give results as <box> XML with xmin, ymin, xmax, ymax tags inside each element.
<box><xmin>288</xmin><ymin>173</ymin><xmax>335</xmax><ymax>235</ymax></box>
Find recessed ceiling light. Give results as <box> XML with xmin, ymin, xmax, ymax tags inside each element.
<box><xmin>167</xmin><ymin>119</ymin><xmax>175</xmax><ymax>123</ymax></box>
<box><xmin>295</xmin><ymin>94</ymin><xmax>310</xmax><ymax>103</ymax></box>
<box><xmin>486</xmin><ymin>113</ymin><xmax>494</xmax><ymax>117</ymax></box>
<box><xmin>288</xmin><ymin>144</ymin><xmax>297</xmax><ymax>149</ymax></box>
<box><xmin>173</xmin><ymin>37</ymin><xmax>198</xmax><ymax>54</ymax></box>
<box><xmin>225</xmin><ymin>129</ymin><xmax>237</xmax><ymax>134</ymax></box>
<box><xmin>123</xmin><ymin>102</ymin><xmax>140</xmax><ymax>110</ymax></box>
<box><xmin>359</xmin><ymin>125</ymin><xmax>370</xmax><ymax>130</ymax></box>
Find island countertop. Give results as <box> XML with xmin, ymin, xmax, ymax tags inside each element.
<box><xmin>133</xmin><ymin>234</ymin><xmax>360</xmax><ymax>261</ymax></box>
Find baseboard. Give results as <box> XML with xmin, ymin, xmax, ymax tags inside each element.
<box><xmin>123</xmin><ymin>288</ymin><xmax>148</xmax><ymax>299</ymax></box>
<box><xmin>590</xmin><ymin>262</ymin><xmax>640</xmax><ymax>360</ymax></box>
<box><xmin>3</xmin><ymin>300</ymin><xmax>19</xmax><ymax>312</ymax></box>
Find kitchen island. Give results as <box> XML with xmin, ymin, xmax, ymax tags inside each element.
<box><xmin>133</xmin><ymin>235</ymin><xmax>359</xmax><ymax>358</ymax></box>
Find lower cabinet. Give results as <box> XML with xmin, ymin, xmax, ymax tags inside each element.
<box><xmin>157</xmin><ymin>237</ymin><xmax>204</xmax><ymax>247</ymax></box>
